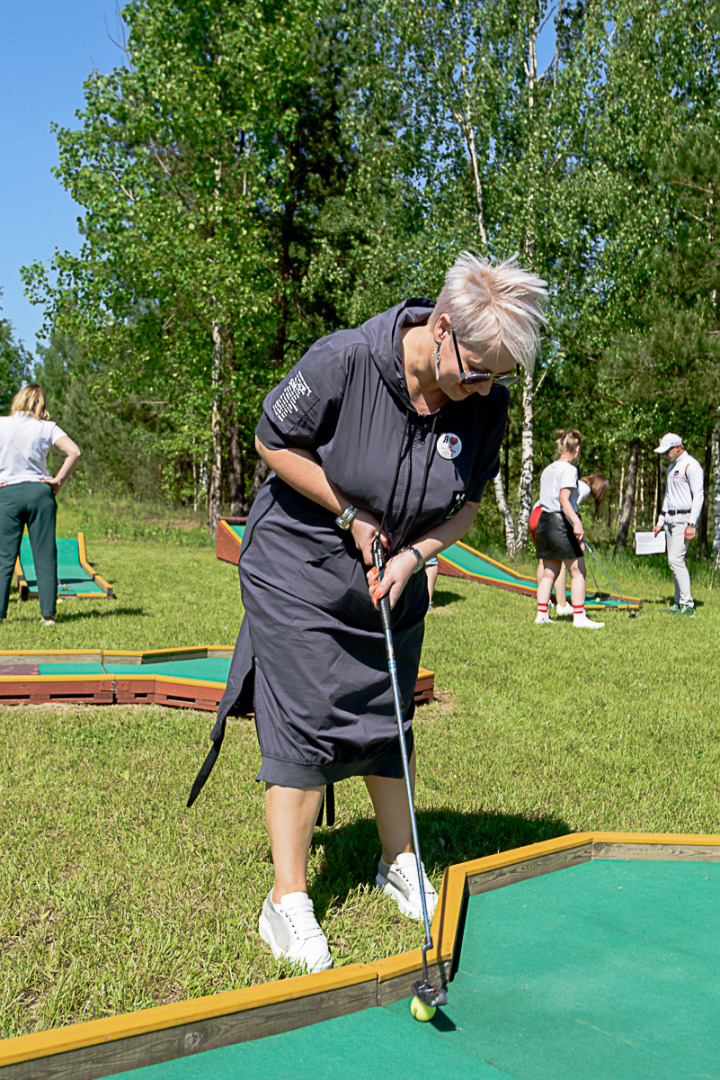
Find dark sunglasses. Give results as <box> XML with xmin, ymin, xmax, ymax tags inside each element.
<box><xmin>451</xmin><ymin>330</ymin><xmax>522</xmax><ymax>387</ymax></box>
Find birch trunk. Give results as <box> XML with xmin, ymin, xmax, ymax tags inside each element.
<box><xmin>494</xmin><ymin>473</ymin><xmax>518</xmax><ymax>556</ymax></box>
<box><xmin>699</xmin><ymin>427</ymin><xmax>712</xmax><ymax>558</ymax></box>
<box><xmin>209</xmin><ymin>319</ymin><xmax>223</xmax><ymax>537</ymax></box>
<box><xmin>490</xmin><ymin>16</ymin><xmax>539</xmax><ymax>556</ymax></box>
<box><xmin>711</xmin><ymin>409</ymin><xmax>720</xmax><ymax>569</ymax></box>
<box><xmin>516</xmin><ymin>373</ymin><xmax>535</xmax><ymax>549</ymax></box>
<box><xmin>511</xmin><ymin>20</ymin><xmax>538</xmax><ymax>555</ymax></box>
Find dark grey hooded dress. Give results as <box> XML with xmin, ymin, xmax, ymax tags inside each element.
<box><xmin>189</xmin><ymin>300</ymin><xmax>508</xmax><ymax>800</ymax></box>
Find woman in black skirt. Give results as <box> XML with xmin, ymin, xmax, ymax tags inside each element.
<box><xmin>534</xmin><ymin>429</ymin><xmax>604</xmax><ymax>629</ymax></box>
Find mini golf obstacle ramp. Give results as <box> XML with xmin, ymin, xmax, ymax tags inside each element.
<box><xmin>218</xmin><ymin>526</ymin><xmax>644</xmax><ymax>614</ymax></box>
<box><xmin>14</xmin><ymin>532</ymin><xmax>114</xmax><ymax>601</ymax></box>
<box><xmin>2</xmin><ymin>832</ymin><xmax>718</xmax><ymax>1080</ymax></box>
<box><xmin>0</xmin><ymin>648</ymin><xmax>434</xmax><ymax>709</ymax></box>
<box><xmin>215</xmin><ymin>516</ymin><xmax>245</xmax><ymax>565</ymax></box>
<box><xmin>439</xmin><ymin>540</ymin><xmax>643</xmax><ymax>612</ymax></box>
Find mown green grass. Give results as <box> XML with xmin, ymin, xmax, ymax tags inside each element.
<box><xmin>1</xmin><ymin>512</ymin><xmax>719</xmax><ymax>1039</ymax></box>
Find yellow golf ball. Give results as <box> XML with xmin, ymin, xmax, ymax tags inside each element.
<box><xmin>410</xmin><ymin>996</ymin><xmax>436</xmax><ymax>1022</ymax></box>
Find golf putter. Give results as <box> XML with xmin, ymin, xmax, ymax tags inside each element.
<box><xmin>584</xmin><ymin>540</ymin><xmax>638</xmax><ymax>618</ymax></box>
<box><xmin>372</xmin><ymin>537</ymin><xmax>447</xmax><ymax>1008</ymax></box>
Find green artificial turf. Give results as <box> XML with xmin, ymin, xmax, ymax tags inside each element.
<box><xmin>18</xmin><ymin>537</ymin><xmax>108</xmax><ymax>597</ymax></box>
<box><xmin>1</xmin><ymin>502</ymin><xmax>720</xmax><ymax>1041</ymax></box>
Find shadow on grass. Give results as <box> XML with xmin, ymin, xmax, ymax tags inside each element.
<box><xmin>309</xmin><ymin>807</ymin><xmax>570</xmax><ymax>917</ymax></box>
<box><xmin>52</xmin><ymin>606</ymin><xmax>145</xmax><ymax>621</ymax></box>
<box><xmin>428</xmin><ymin>588</ymin><xmax>466</xmax><ymax>610</ymax></box>
<box><xmin>645</xmin><ymin>596</ymin><xmax>705</xmax><ymax>611</ymax></box>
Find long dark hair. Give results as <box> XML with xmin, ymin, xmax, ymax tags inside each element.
<box><xmin>580</xmin><ymin>473</ymin><xmax>609</xmax><ymax>517</ymax></box>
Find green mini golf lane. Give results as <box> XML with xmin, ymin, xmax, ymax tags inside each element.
<box><xmin>109</xmin><ymin>859</ymin><xmax>720</xmax><ymax>1080</ymax></box>
<box><xmin>440</xmin><ymin>543</ymin><xmax>639</xmax><ymax>611</ymax></box>
<box><xmin>19</xmin><ymin>537</ymin><xmax>107</xmax><ymax>597</ymax></box>
<box><xmin>105</xmin><ymin>658</ymin><xmax>230</xmax><ymax>681</ymax></box>
<box><xmin>220</xmin><ymin>524</ymin><xmax>637</xmax><ymax>613</ymax></box>
<box><xmin>21</xmin><ymin>659</ymin><xmax>230</xmax><ymax>680</ymax></box>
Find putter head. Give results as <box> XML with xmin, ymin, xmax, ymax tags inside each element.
<box><xmin>412</xmin><ymin>979</ymin><xmax>447</xmax><ymax>1008</ymax></box>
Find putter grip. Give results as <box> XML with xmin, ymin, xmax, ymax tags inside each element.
<box><xmin>372</xmin><ymin>537</ymin><xmax>393</xmax><ymax>634</ymax></box>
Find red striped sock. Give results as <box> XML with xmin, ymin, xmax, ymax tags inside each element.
<box><xmin>537</xmin><ymin>602</ymin><xmax>549</xmax><ymax>615</ymax></box>
<box><xmin>573</xmin><ymin>605</ymin><xmax>584</xmax><ymax>617</ymax></box>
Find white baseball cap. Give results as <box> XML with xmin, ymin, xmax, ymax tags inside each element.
<box><xmin>653</xmin><ymin>433</ymin><xmax>683</xmax><ymax>454</ymax></box>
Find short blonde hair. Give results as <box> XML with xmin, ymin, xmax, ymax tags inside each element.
<box><xmin>432</xmin><ymin>252</ymin><xmax>548</xmax><ymax>376</ymax></box>
<box><xmin>11</xmin><ymin>385</ymin><xmax>50</xmax><ymax>421</ymax></box>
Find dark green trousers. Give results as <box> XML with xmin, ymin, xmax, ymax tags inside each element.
<box><xmin>0</xmin><ymin>482</ymin><xmax>57</xmax><ymax>619</ymax></box>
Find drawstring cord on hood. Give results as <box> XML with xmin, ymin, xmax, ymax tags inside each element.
<box><xmin>378</xmin><ymin>411</ymin><xmax>439</xmax><ymax>556</ymax></box>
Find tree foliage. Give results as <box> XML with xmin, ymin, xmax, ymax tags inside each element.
<box><xmin>20</xmin><ymin>0</ymin><xmax>720</xmax><ymax>549</ymax></box>
<box><xmin>0</xmin><ymin>294</ymin><xmax>31</xmax><ymax>414</ymax></box>
<box><xmin>23</xmin><ymin>0</ymin><xmax>381</xmax><ymax>522</ymax></box>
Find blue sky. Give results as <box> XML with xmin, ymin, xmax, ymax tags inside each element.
<box><xmin>0</xmin><ymin>1</ymin><xmax>125</xmax><ymax>353</ymax></box>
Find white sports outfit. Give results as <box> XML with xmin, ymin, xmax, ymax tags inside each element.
<box><xmin>656</xmin><ymin>451</ymin><xmax>704</xmax><ymax>608</ymax></box>
<box><xmin>538</xmin><ymin>460</ymin><xmax>578</xmax><ymax>513</ymax></box>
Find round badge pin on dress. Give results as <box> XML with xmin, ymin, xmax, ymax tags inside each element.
<box><xmin>436</xmin><ymin>433</ymin><xmax>462</xmax><ymax>460</ymax></box>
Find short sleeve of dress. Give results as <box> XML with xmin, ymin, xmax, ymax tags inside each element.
<box><xmin>255</xmin><ymin>335</ymin><xmax>354</xmax><ymax>452</ymax></box>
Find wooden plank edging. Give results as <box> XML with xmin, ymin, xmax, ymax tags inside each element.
<box><xmin>77</xmin><ymin>532</ymin><xmax>114</xmax><ymax>598</ymax></box>
<box><xmin>0</xmin><ymin>651</ymin><xmax>433</xmax><ymax>711</ymax></box>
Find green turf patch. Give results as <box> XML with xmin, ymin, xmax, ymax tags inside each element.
<box><xmin>109</xmin><ymin>1004</ymin><xmax>513</xmax><ymax>1080</ymax></box>
<box><xmin>414</xmin><ymin>859</ymin><xmax>720</xmax><ymax>1080</ymax></box>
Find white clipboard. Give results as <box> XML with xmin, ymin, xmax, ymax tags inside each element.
<box><xmin>635</xmin><ymin>530</ymin><xmax>666</xmax><ymax>555</ymax></box>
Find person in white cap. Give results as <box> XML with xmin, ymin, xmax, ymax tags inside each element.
<box><xmin>652</xmin><ymin>433</ymin><xmax>704</xmax><ymax>615</ymax></box>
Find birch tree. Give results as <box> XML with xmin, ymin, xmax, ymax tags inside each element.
<box><xmin>362</xmin><ymin>0</ymin><xmax>631</xmax><ymax>554</ymax></box>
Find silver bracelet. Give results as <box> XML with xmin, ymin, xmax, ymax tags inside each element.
<box><xmin>399</xmin><ymin>545</ymin><xmax>425</xmax><ymax>573</ymax></box>
<box><xmin>335</xmin><ymin>504</ymin><xmax>358</xmax><ymax>531</ymax></box>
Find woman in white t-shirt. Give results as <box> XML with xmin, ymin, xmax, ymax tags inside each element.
<box><xmin>531</xmin><ymin>473</ymin><xmax>609</xmax><ymax>613</ymax></box>
<box><xmin>533</xmin><ymin>429</ymin><xmax>603</xmax><ymax>629</ymax></box>
<box><xmin>0</xmin><ymin>385</ymin><xmax>81</xmax><ymax>625</ymax></box>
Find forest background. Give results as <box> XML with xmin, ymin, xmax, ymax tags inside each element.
<box><xmin>2</xmin><ymin>0</ymin><xmax>720</xmax><ymax>560</ymax></box>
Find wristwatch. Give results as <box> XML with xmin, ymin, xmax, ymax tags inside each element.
<box><xmin>400</xmin><ymin>545</ymin><xmax>425</xmax><ymax>573</ymax></box>
<box><xmin>335</xmin><ymin>504</ymin><xmax>358</xmax><ymax>530</ymax></box>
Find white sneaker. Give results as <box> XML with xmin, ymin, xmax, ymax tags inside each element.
<box><xmin>573</xmin><ymin>614</ymin><xmax>604</xmax><ymax>629</ymax></box>
<box><xmin>534</xmin><ymin>613</ymin><xmax>557</xmax><ymax>625</ymax></box>
<box><xmin>258</xmin><ymin>891</ymin><xmax>333</xmax><ymax>973</ymax></box>
<box><xmin>376</xmin><ymin>853</ymin><xmax>438</xmax><ymax>921</ymax></box>
<box><xmin>555</xmin><ymin>604</ymin><xmax>573</xmax><ymax>616</ymax></box>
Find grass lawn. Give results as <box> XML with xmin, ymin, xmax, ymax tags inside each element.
<box><xmin>1</xmin><ymin>500</ymin><xmax>719</xmax><ymax>1039</ymax></box>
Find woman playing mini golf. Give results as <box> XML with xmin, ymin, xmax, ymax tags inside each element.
<box><xmin>534</xmin><ymin>430</ymin><xmax>604</xmax><ymax>629</ymax></box>
<box><xmin>192</xmin><ymin>253</ymin><xmax>548</xmax><ymax>971</ymax></box>
<box><xmin>532</xmin><ymin>472</ymin><xmax>609</xmax><ymax>614</ymax></box>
